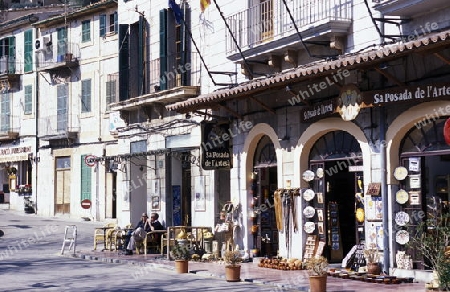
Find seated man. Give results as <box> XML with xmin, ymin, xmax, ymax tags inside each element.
<box><xmin>125</xmin><ymin>213</ymin><xmax>164</xmax><ymax>255</ymax></box>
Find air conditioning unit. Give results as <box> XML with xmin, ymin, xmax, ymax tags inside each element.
<box><xmin>35</xmin><ymin>36</ymin><xmax>52</xmax><ymax>52</ymax></box>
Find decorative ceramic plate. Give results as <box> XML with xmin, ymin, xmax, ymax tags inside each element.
<box><xmin>394</xmin><ymin>166</ymin><xmax>408</xmax><ymax>181</ymax></box>
<box><xmin>302</xmin><ymin>170</ymin><xmax>315</xmax><ymax>182</ymax></box>
<box><xmin>395</xmin><ymin>211</ymin><xmax>410</xmax><ymax>226</ymax></box>
<box><xmin>396</xmin><ymin>189</ymin><xmax>409</xmax><ymax>204</ymax></box>
<box><xmin>396</xmin><ymin>230</ymin><xmax>410</xmax><ymax>245</ymax></box>
<box><xmin>303</xmin><ymin>206</ymin><xmax>316</xmax><ymax>218</ymax></box>
<box><xmin>303</xmin><ymin>189</ymin><xmax>315</xmax><ymax>201</ymax></box>
<box><xmin>304</xmin><ymin>222</ymin><xmax>315</xmax><ymax>234</ymax></box>
<box><xmin>316</xmin><ymin>168</ymin><xmax>324</xmax><ymax>178</ymax></box>
<box><xmin>356</xmin><ymin>208</ymin><xmax>365</xmax><ymax>223</ymax></box>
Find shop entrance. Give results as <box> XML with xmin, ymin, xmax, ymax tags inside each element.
<box><xmin>251</xmin><ymin>136</ymin><xmax>278</xmax><ymax>257</ymax></box>
<box><xmin>308</xmin><ymin>131</ymin><xmax>363</xmax><ymax>263</ymax></box>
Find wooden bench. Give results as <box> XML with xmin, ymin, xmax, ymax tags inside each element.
<box><xmin>161</xmin><ymin>226</ymin><xmax>213</xmax><ymax>259</ymax></box>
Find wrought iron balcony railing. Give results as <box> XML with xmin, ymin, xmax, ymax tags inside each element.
<box><xmin>38</xmin><ymin>114</ymin><xmax>80</xmax><ymax>139</ymax></box>
<box><xmin>35</xmin><ymin>41</ymin><xmax>80</xmax><ymax>70</ymax></box>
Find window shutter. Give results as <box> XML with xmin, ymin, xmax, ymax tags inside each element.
<box><xmin>24</xmin><ymin>30</ymin><xmax>33</xmax><ymax>72</ymax></box>
<box><xmin>138</xmin><ymin>15</ymin><xmax>145</xmax><ymax>95</ymax></box>
<box><xmin>57</xmin><ymin>84</ymin><xmax>68</xmax><ymax>131</ymax></box>
<box><xmin>114</xmin><ymin>12</ymin><xmax>118</xmax><ymax>33</ymax></box>
<box><xmin>159</xmin><ymin>9</ymin><xmax>168</xmax><ymax>90</ymax></box>
<box><xmin>80</xmin><ymin>155</ymin><xmax>92</xmax><ymax>201</ymax></box>
<box><xmin>180</xmin><ymin>4</ymin><xmax>191</xmax><ymax>86</ymax></box>
<box><xmin>0</xmin><ymin>92</ymin><xmax>10</xmax><ymax>131</ymax></box>
<box><xmin>119</xmin><ymin>24</ymin><xmax>129</xmax><ymax>101</ymax></box>
<box><xmin>100</xmin><ymin>14</ymin><xmax>106</xmax><ymax>37</ymax></box>
<box><xmin>24</xmin><ymin>85</ymin><xmax>32</xmax><ymax>114</ymax></box>
<box><xmin>8</xmin><ymin>36</ymin><xmax>15</xmax><ymax>74</ymax></box>
<box><xmin>57</xmin><ymin>27</ymin><xmax>67</xmax><ymax>58</ymax></box>
<box><xmin>81</xmin><ymin>79</ymin><xmax>91</xmax><ymax>112</ymax></box>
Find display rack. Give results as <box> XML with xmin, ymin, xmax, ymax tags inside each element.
<box><xmin>328</xmin><ymin>201</ymin><xmax>343</xmax><ymax>262</ymax></box>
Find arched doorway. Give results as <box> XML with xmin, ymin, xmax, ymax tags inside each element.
<box><xmin>307</xmin><ymin>130</ymin><xmax>363</xmax><ymax>263</ymax></box>
<box><xmin>251</xmin><ymin>135</ymin><xmax>278</xmax><ymax>257</ymax></box>
<box><xmin>398</xmin><ymin>116</ymin><xmax>450</xmax><ymax>269</ymax></box>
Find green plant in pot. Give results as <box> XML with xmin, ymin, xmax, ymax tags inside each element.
<box><xmin>170</xmin><ymin>241</ymin><xmax>190</xmax><ymax>274</ymax></box>
<box><xmin>305</xmin><ymin>256</ymin><xmax>328</xmax><ymax>292</ymax></box>
<box><xmin>224</xmin><ymin>249</ymin><xmax>242</xmax><ymax>282</ymax></box>
<box><xmin>409</xmin><ymin>213</ymin><xmax>450</xmax><ymax>291</ymax></box>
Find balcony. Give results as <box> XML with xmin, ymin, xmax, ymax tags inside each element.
<box><xmin>0</xmin><ymin>56</ymin><xmax>21</xmax><ymax>91</ymax></box>
<box><xmin>35</xmin><ymin>41</ymin><xmax>80</xmax><ymax>71</ymax></box>
<box><xmin>110</xmin><ymin>53</ymin><xmax>201</xmax><ymax>112</ymax></box>
<box><xmin>226</xmin><ymin>0</ymin><xmax>352</xmax><ymax>62</ymax></box>
<box><xmin>373</xmin><ymin>0</ymin><xmax>450</xmax><ymax>17</ymax></box>
<box><xmin>0</xmin><ymin>114</ymin><xmax>20</xmax><ymax>140</ymax></box>
<box><xmin>38</xmin><ymin>114</ymin><xmax>80</xmax><ymax>140</ymax></box>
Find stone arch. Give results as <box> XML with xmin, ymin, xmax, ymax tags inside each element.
<box><xmin>293</xmin><ymin>117</ymin><xmax>371</xmax><ymax>188</ymax></box>
<box><xmin>386</xmin><ymin>100</ymin><xmax>450</xmax><ymax>184</ymax></box>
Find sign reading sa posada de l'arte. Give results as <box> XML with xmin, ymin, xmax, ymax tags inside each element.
<box><xmin>201</xmin><ymin>121</ymin><xmax>232</xmax><ymax>170</ymax></box>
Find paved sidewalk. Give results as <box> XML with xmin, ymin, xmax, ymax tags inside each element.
<box><xmin>65</xmin><ymin>248</ymin><xmax>427</xmax><ymax>292</ymax></box>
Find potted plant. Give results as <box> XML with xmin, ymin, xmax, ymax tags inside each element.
<box><xmin>170</xmin><ymin>241</ymin><xmax>190</xmax><ymax>274</ymax></box>
<box><xmin>409</xmin><ymin>214</ymin><xmax>450</xmax><ymax>291</ymax></box>
<box><xmin>224</xmin><ymin>249</ymin><xmax>242</xmax><ymax>282</ymax></box>
<box><xmin>305</xmin><ymin>256</ymin><xmax>328</xmax><ymax>292</ymax></box>
<box><xmin>364</xmin><ymin>243</ymin><xmax>381</xmax><ymax>275</ymax></box>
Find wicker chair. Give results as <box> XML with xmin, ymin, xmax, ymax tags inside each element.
<box><xmin>93</xmin><ymin>222</ymin><xmax>116</xmax><ymax>250</ymax></box>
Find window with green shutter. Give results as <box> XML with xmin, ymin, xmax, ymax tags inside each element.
<box><xmin>111</xmin><ymin>12</ymin><xmax>118</xmax><ymax>33</ymax></box>
<box><xmin>57</xmin><ymin>84</ymin><xmax>68</xmax><ymax>132</ymax></box>
<box><xmin>24</xmin><ymin>30</ymin><xmax>33</xmax><ymax>72</ymax></box>
<box><xmin>8</xmin><ymin>36</ymin><xmax>15</xmax><ymax>74</ymax></box>
<box><xmin>82</xmin><ymin>20</ymin><xmax>91</xmax><ymax>42</ymax></box>
<box><xmin>0</xmin><ymin>92</ymin><xmax>10</xmax><ymax>132</ymax></box>
<box><xmin>106</xmin><ymin>79</ymin><xmax>116</xmax><ymax>111</ymax></box>
<box><xmin>57</xmin><ymin>27</ymin><xmax>67</xmax><ymax>58</ymax></box>
<box><xmin>100</xmin><ymin>14</ymin><xmax>106</xmax><ymax>37</ymax></box>
<box><xmin>80</xmin><ymin>155</ymin><xmax>92</xmax><ymax>201</ymax></box>
<box><xmin>24</xmin><ymin>85</ymin><xmax>32</xmax><ymax>114</ymax></box>
<box><xmin>81</xmin><ymin>79</ymin><xmax>91</xmax><ymax>113</ymax></box>
<box><xmin>159</xmin><ymin>9</ymin><xmax>168</xmax><ymax>91</ymax></box>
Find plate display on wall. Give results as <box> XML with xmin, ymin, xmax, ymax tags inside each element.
<box><xmin>394</xmin><ymin>166</ymin><xmax>408</xmax><ymax>181</ymax></box>
<box><xmin>396</xmin><ymin>230</ymin><xmax>410</xmax><ymax>245</ymax></box>
<box><xmin>316</xmin><ymin>168</ymin><xmax>324</xmax><ymax>178</ymax></box>
<box><xmin>302</xmin><ymin>170</ymin><xmax>315</xmax><ymax>182</ymax></box>
<box><xmin>395</xmin><ymin>211</ymin><xmax>410</xmax><ymax>226</ymax></box>
<box><xmin>396</xmin><ymin>189</ymin><xmax>409</xmax><ymax>204</ymax></box>
<box><xmin>303</xmin><ymin>206</ymin><xmax>316</xmax><ymax>218</ymax></box>
<box><xmin>304</xmin><ymin>222</ymin><xmax>315</xmax><ymax>234</ymax></box>
<box><xmin>303</xmin><ymin>189</ymin><xmax>315</xmax><ymax>201</ymax></box>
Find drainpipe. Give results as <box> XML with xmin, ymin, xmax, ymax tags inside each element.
<box><xmin>378</xmin><ymin>9</ymin><xmax>390</xmax><ymax>274</ymax></box>
<box><xmin>34</xmin><ymin>29</ymin><xmax>39</xmax><ymax>215</ymax></box>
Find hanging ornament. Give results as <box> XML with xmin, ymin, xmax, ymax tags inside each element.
<box><xmin>444</xmin><ymin>117</ymin><xmax>450</xmax><ymax>145</ymax></box>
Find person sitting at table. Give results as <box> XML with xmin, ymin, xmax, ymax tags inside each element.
<box><xmin>125</xmin><ymin>212</ymin><xmax>164</xmax><ymax>255</ymax></box>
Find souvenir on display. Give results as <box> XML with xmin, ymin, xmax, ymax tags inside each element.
<box><xmin>396</xmin><ymin>230</ymin><xmax>410</xmax><ymax>245</ymax></box>
<box><xmin>303</xmin><ymin>222</ymin><xmax>315</xmax><ymax>234</ymax></box>
<box><xmin>356</xmin><ymin>208</ymin><xmax>365</xmax><ymax>223</ymax></box>
<box><xmin>393</xmin><ymin>166</ymin><xmax>408</xmax><ymax>181</ymax></box>
<box><xmin>395</xmin><ymin>211</ymin><xmax>410</xmax><ymax>226</ymax></box>
<box><xmin>303</xmin><ymin>189</ymin><xmax>315</xmax><ymax>201</ymax></box>
<box><xmin>396</xmin><ymin>189</ymin><xmax>409</xmax><ymax>204</ymax></box>
<box><xmin>316</xmin><ymin>168</ymin><xmax>324</xmax><ymax>178</ymax></box>
<box><xmin>303</xmin><ymin>206</ymin><xmax>316</xmax><ymax>218</ymax></box>
<box><xmin>302</xmin><ymin>170</ymin><xmax>315</xmax><ymax>182</ymax></box>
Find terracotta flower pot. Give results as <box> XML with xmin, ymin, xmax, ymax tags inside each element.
<box><xmin>367</xmin><ymin>262</ymin><xmax>381</xmax><ymax>275</ymax></box>
<box><xmin>309</xmin><ymin>275</ymin><xmax>327</xmax><ymax>292</ymax></box>
<box><xmin>225</xmin><ymin>265</ymin><xmax>241</xmax><ymax>282</ymax></box>
<box><xmin>175</xmin><ymin>260</ymin><xmax>188</xmax><ymax>273</ymax></box>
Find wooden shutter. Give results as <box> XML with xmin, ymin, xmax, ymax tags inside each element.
<box><xmin>105</xmin><ymin>80</ymin><xmax>116</xmax><ymax>111</ymax></box>
<box><xmin>118</xmin><ymin>24</ymin><xmax>129</xmax><ymax>101</ymax></box>
<box><xmin>138</xmin><ymin>15</ymin><xmax>145</xmax><ymax>95</ymax></box>
<box><xmin>0</xmin><ymin>92</ymin><xmax>10</xmax><ymax>131</ymax></box>
<box><xmin>57</xmin><ymin>84</ymin><xmax>68</xmax><ymax>131</ymax></box>
<box><xmin>57</xmin><ymin>27</ymin><xmax>67</xmax><ymax>58</ymax></box>
<box><xmin>180</xmin><ymin>4</ymin><xmax>191</xmax><ymax>86</ymax></box>
<box><xmin>81</xmin><ymin>155</ymin><xmax>92</xmax><ymax>201</ymax></box>
<box><xmin>24</xmin><ymin>30</ymin><xmax>33</xmax><ymax>72</ymax></box>
<box><xmin>100</xmin><ymin>14</ymin><xmax>106</xmax><ymax>37</ymax></box>
<box><xmin>159</xmin><ymin>9</ymin><xmax>168</xmax><ymax>90</ymax></box>
<box><xmin>24</xmin><ymin>85</ymin><xmax>32</xmax><ymax>114</ymax></box>
<box><xmin>8</xmin><ymin>36</ymin><xmax>15</xmax><ymax>74</ymax></box>
<box><xmin>81</xmin><ymin>79</ymin><xmax>91</xmax><ymax>112</ymax></box>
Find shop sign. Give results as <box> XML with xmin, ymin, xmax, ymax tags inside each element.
<box><xmin>337</xmin><ymin>85</ymin><xmax>362</xmax><ymax>121</ymax></box>
<box><xmin>0</xmin><ymin>146</ymin><xmax>32</xmax><ymax>163</ymax></box>
<box><xmin>368</xmin><ymin>83</ymin><xmax>450</xmax><ymax>105</ymax></box>
<box><xmin>301</xmin><ymin>99</ymin><xmax>336</xmax><ymax>122</ymax></box>
<box><xmin>201</xmin><ymin>121</ymin><xmax>232</xmax><ymax>170</ymax></box>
